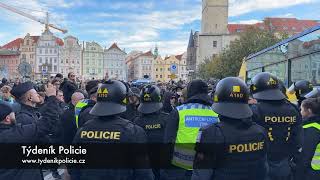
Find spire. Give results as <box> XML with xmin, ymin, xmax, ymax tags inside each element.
<box><xmin>153</xmin><ymin>44</ymin><xmax>159</xmax><ymax>58</ymax></box>
<box><xmin>188</xmin><ymin>30</ymin><xmax>194</xmax><ymax>48</ymax></box>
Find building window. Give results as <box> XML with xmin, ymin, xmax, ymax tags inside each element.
<box><xmin>213</xmin><ymin>41</ymin><xmax>217</xmax><ymax>48</ymax></box>
<box><xmin>160</xmin><ymin>75</ymin><xmax>162</xmax><ymax>78</ymax></box>
<box><xmin>156</xmin><ymin>68</ymin><xmax>158</xmax><ymax>71</ymax></box>
<box><xmin>168</xmin><ymin>75</ymin><xmax>170</xmax><ymax>78</ymax></box>
<box><xmin>156</xmin><ymin>75</ymin><xmax>158</xmax><ymax>78</ymax></box>
<box><xmin>66</xmin><ymin>59</ymin><xmax>68</xmax><ymax>63</ymax></box>
<box><xmin>98</xmin><ymin>69</ymin><xmax>101</xmax><ymax>73</ymax></box>
<box><xmin>61</xmin><ymin>69</ymin><xmax>64</xmax><ymax>73</ymax></box>
<box><xmin>54</xmin><ymin>49</ymin><xmax>57</xmax><ymax>53</ymax></box>
<box><xmin>160</xmin><ymin>68</ymin><xmax>162</xmax><ymax>71</ymax></box>
<box><xmin>168</xmin><ymin>68</ymin><xmax>170</xmax><ymax>71</ymax></box>
<box><xmin>86</xmin><ymin>60</ymin><xmax>89</xmax><ymax>65</ymax></box>
<box><xmin>77</xmin><ymin>69</ymin><xmax>79</xmax><ymax>74</ymax></box>
<box><xmin>61</xmin><ymin>59</ymin><xmax>64</xmax><ymax>64</ymax></box>
<box><xmin>45</xmin><ymin>48</ymin><xmax>48</xmax><ymax>54</ymax></box>
<box><xmin>50</xmin><ymin>49</ymin><xmax>52</xmax><ymax>54</ymax></box>
<box><xmin>54</xmin><ymin>65</ymin><xmax>57</xmax><ymax>72</ymax></box>
<box><xmin>86</xmin><ymin>68</ymin><xmax>89</xmax><ymax>73</ymax></box>
<box><xmin>50</xmin><ymin>58</ymin><xmax>52</xmax><ymax>64</ymax></box>
<box><xmin>45</xmin><ymin>57</ymin><xmax>48</xmax><ymax>64</ymax></box>
<box><xmin>54</xmin><ymin>58</ymin><xmax>57</xmax><ymax>63</ymax></box>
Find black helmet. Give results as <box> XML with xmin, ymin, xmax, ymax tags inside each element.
<box><xmin>212</xmin><ymin>77</ymin><xmax>252</xmax><ymax>119</ymax></box>
<box><xmin>305</xmin><ymin>88</ymin><xmax>320</xmax><ymax>99</ymax></box>
<box><xmin>278</xmin><ymin>80</ymin><xmax>288</xmax><ymax>98</ymax></box>
<box><xmin>138</xmin><ymin>85</ymin><xmax>163</xmax><ymax>114</ymax></box>
<box><xmin>90</xmin><ymin>80</ymin><xmax>127</xmax><ymax>116</ymax></box>
<box><xmin>288</xmin><ymin>80</ymin><xmax>313</xmax><ymax>98</ymax></box>
<box><xmin>250</xmin><ymin>72</ymin><xmax>285</xmax><ymax>100</ymax></box>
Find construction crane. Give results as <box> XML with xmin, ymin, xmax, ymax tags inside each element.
<box><xmin>0</xmin><ymin>1</ymin><xmax>67</xmax><ymax>34</ymax></box>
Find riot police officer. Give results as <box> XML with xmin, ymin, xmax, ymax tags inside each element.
<box><xmin>250</xmin><ymin>72</ymin><xmax>303</xmax><ymax>180</ymax></box>
<box><xmin>134</xmin><ymin>85</ymin><xmax>169</xmax><ymax>180</ymax></box>
<box><xmin>288</xmin><ymin>80</ymin><xmax>313</xmax><ymax>106</ymax></box>
<box><xmin>162</xmin><ymin>79</ymin><xmax>219</xmax><ymax>180</ymax></box>
<box><xmin>72</xmin><ymin>80</ymin><xmax>154</xmax><ymax>180</ymax></box>
<box><xmin>135</xmin><ymin>85</ymin><xmax>167</xmax><ymax>142</ymax></box>
<box><xmin>192</xmin><ymin>77</ymin><xmax>268</xmax><ymax>180</ymax></box>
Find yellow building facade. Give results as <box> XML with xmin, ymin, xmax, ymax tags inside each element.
<box><xmin>153</xmin><ymin>55</ymin><xmax>184</xmax><ymax>82</ymax></box>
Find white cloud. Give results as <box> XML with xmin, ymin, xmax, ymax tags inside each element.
<box><xmin>229</xmin><ymin>19</ymin><xmax>262</xmax><ymax>24</ymax></box>
<box><xmin>108</xmin><ymin>1</ymin><xmax>154</xmax><ymax>10</ymax></box>
<box><xmin>230</xmin><ymin>0</ymin><xmax>316</xmax><ymax>16</ymax></box>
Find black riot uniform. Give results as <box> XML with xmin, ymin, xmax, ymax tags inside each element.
<box><xmin>134</xmin><ymin>85</ymin><xmax>169</xmax><ymax>180</ymax></box>
<box><xmin>192</xmin><ymin>77</ymin><xmax>268</xmax><ymax>180</ymax></box>
<box><xmin>288</xmin><ymin>80</ymin><xmax>313</xmax><ymax>106</ymax></box>
<box><xmin>250</xmin><ymin>72</ymin><xmax>303</xmax><ymax>180</ymax></box>
<box><xmin>72</xmin><ymin>80</ymin><xmax>154</xmax><ymax>180</ymax></box>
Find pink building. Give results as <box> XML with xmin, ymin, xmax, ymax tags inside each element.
<box><xmin>0</xmin><ymin>50</ymin><xmax>20</xmax><ymax>79</ymax></box>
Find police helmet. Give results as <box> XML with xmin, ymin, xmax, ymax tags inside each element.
<box><xmin>250</xmin><ymin>72</ymin><xmax>285</xmax><ymax>100</ymax></box>
<box><xmin>138</xmin><ymin>85</ymin><xmax>163</xmax><ymax>114</ymax></box>
<box><xmin>288</xmin><ymin>80</ymin><xmax>313</xmax><ymax>98</ymax></box>
<box><xmin>212</xmin><ymin>77</ymin><xmax>252</xmax><ymax>119</ymax></box>
<box><xmin>278</xmin><ymin>80</ymin><xmax>288</xmax><ymax>98</ymax></box>
<box><xmin>90</xmin><ymin>80</ymin><xmax>127</xmax><ymax>116</ymax></box>
<box><xmin>305</xmin><ymin>88</ymin><xmax>320</xmax><ymax>99</ymax></box>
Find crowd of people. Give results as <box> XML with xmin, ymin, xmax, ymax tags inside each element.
<box><xmin>0</xmin><ymin>71</ymin><xmax>319</xmax><ymax>180</ymax></box>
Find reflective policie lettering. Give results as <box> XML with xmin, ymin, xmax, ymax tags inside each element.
<box><xmin>264</xmin><ymin>116</ymin><xmax>296</xmax><ymax>123</ymax></box>
<box><xmin>229</xmin><ymin>142</ymin><xmax>264</xmax><ymax>153</ymax></box>
<box><xmin>80</xmin><ymin>131</ymin><xmax>121</xmax><ymax>140</ymax></box>
<box><xmin>145</xmin><ymin>124</ymin><xmax>161</xmax><ymax>129</ymax></box>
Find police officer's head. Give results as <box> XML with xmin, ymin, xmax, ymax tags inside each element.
<box><xmin>288</xmin><ymin>80</ymin><xmax>313</xmax><ymax>99</ymax></box>
<box><xmin>250</xmin><ymin>72</ymin><xmax>285</xmax><ymax>101</ymax></box>
<box><xmin>138</xmin><ymin>85</ymin><xmax>163</xmax><ymax>114</ymax></box>
<box><xmin>0</xmin><ymin>103</ymin><xmax>16</xmax><ymax>125</ymax></box>
<box><xmin>212</xmin><ymin>77</ymin><xmax>252</xmax><ymax>119</ymax></box>
<box><xmin>90</xmin><ymin>80</ymin><xmax>127</xmax><ymax>116</ymax></box>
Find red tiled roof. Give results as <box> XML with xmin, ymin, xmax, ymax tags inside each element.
<box><xmin>141</xmin><ymin>50</ymin><xmax>153</xmax><ymax>57</ymax></box>
<box><xmin>55</xmin><ymin>38</ymin><xmax>64</xmax><ymax>46</ymax></box>
<box><xmin>31</xmin><ymin>36</ymin><xmax>39</xmax><ymax>43</ymax></box>
<box><xmin>175</xmin><ymin>54</ymin><xmax>183</xmax><ymax>61</ymax></box>
<box><xmin>1</xmin><ymin>38</ymin><xmax>23</xmax><ymax>50</ymax></box>
<box><xmin>107</xmin><ymin>42</ymin><xmax>123</xmax><ymax>52</ymax></box>
<box><xmin>228</xmin><ymin>18</ymin><xmax>319</xmax><ymax>35</ymax></box>
<box><xmin>125</xmin><ymin>51</ymin><xmax>153</xmax><ymax>64</ymax></box>
<box><xmin>228</xmin><ymin>24</ymin><xmax>251</xmax><ymax>34</ymax></box>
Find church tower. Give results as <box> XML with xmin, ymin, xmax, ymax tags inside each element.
<box><xmin>201</xmin><ymin>0</ymin><xmax>228</xmax><ymax>34</ymax></box>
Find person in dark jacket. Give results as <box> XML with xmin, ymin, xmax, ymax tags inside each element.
<box><xmin>296</xmin><ymin>97</ymin><xmax>320</xmax><ymax>180</ymax></box>
<box><xmin>120</xmin><ymin>87</ymin><xmax>140</xmax><ymax>121</ymax></box>
<box><xmin>192</xmin><ymin>77</ymin><xmax>268</xmax><ymax>180</ymax></box>
<box><xmin>162</xmin><ymin>79</ymin><xmax>218</xmax><ymax>180</ymax></box>
<box><xmin>134</xmin><ymin>85</ymin><xmax>169</xmax><ymax>180</ymax></box>
<box><xmin>0</xmin><ymin>77</ymin><xmax>8</xmax><ymax>88</ymax></box>
<box><xmin>60</xmin><ymin>72</ymin><xmax>78</xmax><ymax>104</ymax></box>
<box><xmin>162</xmin><ymin>91</ymin><xmax>174</xmax><ymax>114</ymax></box>
<box><xmin>72</xmin><ymin>80</ymin><xmax>154</xmax><ymax>180</ymax></box>
<box><xmin>60</xmin><ymin>92</ymin><xmax>84</xmax><ymax>144</ymax></box>
<box><xmin>0</xmin><ymin>84</ymin><xmax>59</xmax><ymax>180</ymax></box>
<box><xmin>250</xmin><ymin>72</ymin><xmax>303</xmax><ymax>180</ymax></box>
<box><xmin>10</xmin><ymin>82</ymin><xmax>43</xmax><ymax>126</ymax></box>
